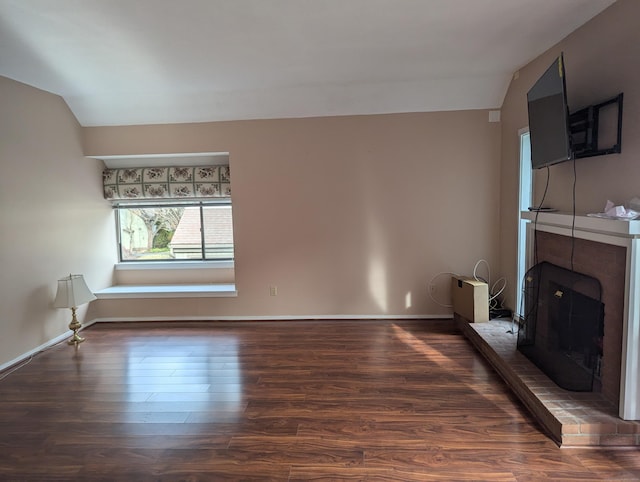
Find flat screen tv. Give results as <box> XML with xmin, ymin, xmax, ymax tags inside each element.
<box><xmin>527</xmin><ymin>53</ymin><xmax>573</xmax><ymax>169</ymax></box>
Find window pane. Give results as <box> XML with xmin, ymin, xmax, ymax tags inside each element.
<box><xmin>118</xmin><ymin>207</ymin><xmax>186</xmax><ymax>260</ymax></box>
<box><xmin>117</xmin><ymin>203</ymin><xmax>234</xmax><ymax>262</ymax></box>
<box><xmin>169</xmin><ymin>206</ymin><xmax>205</xmax><ymax>259</ymax></box>
<box><xmin>203</xmin><ymin>205</ymin><xmax>234</xmax><ymax>260</ymax></box>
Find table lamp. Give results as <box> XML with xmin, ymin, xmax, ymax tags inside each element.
<box><xmin>53</xmin><ymin>274</ymin><xmax>96</xmax><ymax>345</ymax></box>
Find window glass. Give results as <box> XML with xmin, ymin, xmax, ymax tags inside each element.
<box><xmin>116</xmin><ymin>203</ymin><xmax>233</xmax><ymax>262</ymax></box>
<box><xmin>203</xmin><ymin>204</ymin><xmax>235</xmax><ymax>260</ymax></box>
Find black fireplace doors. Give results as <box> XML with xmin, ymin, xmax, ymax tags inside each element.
<box><xmin>518</xmin><ymin>261</ymin><xmax>604</xmax><ymax>391</ymax></box>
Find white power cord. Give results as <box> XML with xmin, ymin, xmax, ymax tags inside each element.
<box><xmin>0</xmin><ymin>337</ymin><xmax>68</xmax><ymax>382</ymax></box>
<box><xmin>489</xmin><ymin>277</ymin><xmax>507</xmax><ymax>302</ymax></box>
<box><xmin>473</xmin><ymin>259</ymin><xmax>490</xmax><ymax>284</ymax></box>
<box><xmin>428</xmin><ymin>259</ymin><xmax>508</xmax><ymax>313</ymax></box>
<box><xmin>0</xmin><ymin>356</ymin><xmax>34</xmax><ymax>381</ymax></box>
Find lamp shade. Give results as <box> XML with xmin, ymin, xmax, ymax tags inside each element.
<box><xmin>53</xmin><ymin>274</ymin><xmax>96</xmax><ymax>309</ymax></box>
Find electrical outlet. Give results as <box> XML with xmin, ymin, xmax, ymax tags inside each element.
<box><xmin>269</xmin><ymin>285</ymin><xmax>278</xmax><ymax>296</ymax></box>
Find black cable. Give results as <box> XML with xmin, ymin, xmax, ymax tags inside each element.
<box><xmin>524</xmin><ymin>166</ymin><xmax>550</xmax><ymax>345</ymax></box>
<box><xmin>533</xmin><ymin>165</ymin><xmax>550</xmax><ymax>267</ymax></box>
<box><xmin>570</xmin><ymin>154</ymin><xmax>577</xmax><ymax>271</ymax></box>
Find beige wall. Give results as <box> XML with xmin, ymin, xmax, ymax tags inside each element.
<box><xmin>498</xmin><ymin>0</ymin><xmax>639</xmax><ymax>309</ymax></box>
<box><xmin>84</xmin><ymin>111</ymin><xmax>501</xmax><ymax>320</ymax></box>
<box><xmin>4</xmin><ymin>0</ymin><xmax>633</xmax><ymax>366</ymax></box>
<box><xmin>0</xmin><ymin>77</ymin><xmax>115</xmax><ymax>367</ymax></box>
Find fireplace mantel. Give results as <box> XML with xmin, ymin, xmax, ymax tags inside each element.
<box><xmin>522</xmin><ymin>211</ymin><xmax>640</xmax><ymax>237</ymax></box>
<box><xmin>522</xmin><ymin>211</ymin><xmax>640</xmax><ymax>420</ymax></box>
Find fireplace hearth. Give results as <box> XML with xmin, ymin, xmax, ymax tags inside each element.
<box><xmin>520</xmin><ymin>210</ymin><xmax>639</xmax><ymax>421</ymax></box>
<box><xmin>517</xmin><ymin>261</ymin><xmax>604</xmax><ymax>392</ymax></box>
<box><xmin>456</xmin><ymin>211</ymin><xmax>640</xmax><ymax>445</ymax></box>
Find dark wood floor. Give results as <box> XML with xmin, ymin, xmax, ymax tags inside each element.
<box><xmin>1</xmin><ymin>320</ymin><xmax>639</xmax><ymax>481</ymax></box>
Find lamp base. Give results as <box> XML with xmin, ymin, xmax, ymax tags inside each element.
<box><xmin>67</xmin><ymin>332</ymin><xmax>85</xmax><ymax>346</ymax></box>
<box><xmin>67</xmin><ymin>307</ymin><xmax>85</xmax><ymax>346</ymax></box>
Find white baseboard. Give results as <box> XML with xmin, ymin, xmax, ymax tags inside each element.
<box><xmin>91</xmin><ymin>314</ymin><xmax>453</xmax><ymax>323</ymax></box>
<box><xmin>0</xmin><ymin>330</ymin><xmax>71</xmax><ymax>372</ymax></box>
<box><xmin>0</xmin><ymin>319</ymin><xmax>102</xmax><ymax>373</ymax></box>
<box><xmin>1</xmin><ymin>314</ymin><xmax>453</xmax><ymax>373</ymax></box>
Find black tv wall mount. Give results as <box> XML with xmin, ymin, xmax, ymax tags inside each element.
<box><xmin>569</xmin><ymin>93</ymin><xmax>623</xmax><ymax>159</ymax></box>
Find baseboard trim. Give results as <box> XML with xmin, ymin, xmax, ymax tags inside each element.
<box><xmin>1</xmin><ymin>314</ymin><xmax>452</xmax><ymax>372</ymax></box>
<box><xmin>0</xmin><ymin>330</ymin><xmax>71</xmax><ymax>373</ymax></box>
<box><xmin>0</xmin><ymin>319</ymin><xmax>103</xmax><ymax>374</ymax></box>
<box><xmin>91</xmin><ymin>314</ymin><xmax>453</xmax><ymax>323</ymax></box>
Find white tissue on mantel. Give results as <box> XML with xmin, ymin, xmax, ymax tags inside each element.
<box><xmin>587</xmin><ymin>200</ymin><xmax>640</xmax><ymax>220</ymax></box>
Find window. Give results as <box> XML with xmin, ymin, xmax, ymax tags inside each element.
<box><xmin>116</xmin><ymin>201</ymin><xmax>234</xmax><ymax>262</ymax></box>
<box><xmin>516</xmin><ymin>129</ymin><xmax>532</xmax><ymax>319</ymax></box>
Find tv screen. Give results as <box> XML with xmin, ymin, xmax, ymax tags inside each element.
<box><xmin>527</xmin><ymin>54</ymin><xmax>573</xmax><ymax>169</ymax></box>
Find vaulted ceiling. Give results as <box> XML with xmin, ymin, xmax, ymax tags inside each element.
<box><xmin>0</xmin><ymin>0</ymin><xmax>616</xmax><ymax>126</ymax></box>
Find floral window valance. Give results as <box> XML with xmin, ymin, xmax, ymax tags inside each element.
<box><xmin>103</xmin><ymin>166</ymin><xmax>231</xmax><ymax>200</ymax></box>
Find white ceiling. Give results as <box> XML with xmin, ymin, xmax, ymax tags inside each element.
<box><xmin>0</xmin><ymin>0</ymin><xmax>616</xmax><ymax>127</ymax></box>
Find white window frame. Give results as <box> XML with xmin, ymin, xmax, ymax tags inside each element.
<box><xmin>114</xmin><ymin>200</ymin><xmax>234</xmax><ymax>265</ymax></box>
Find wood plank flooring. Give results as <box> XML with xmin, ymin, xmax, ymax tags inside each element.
<box><xmin>1</xmin><ymin>319</ymin><xmax>639</xmax><ymax>481</ymax></box>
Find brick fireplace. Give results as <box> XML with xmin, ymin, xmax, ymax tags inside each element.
<box><xmin>459</xmin><ymin>211</ymin><xmax>640</xmax><ymax>446</ymax></box>
<box><xmin>523</xmin><ymin>211</ymin><xmax>640</xmax><ymax>421</ymax></box>
<box><xmin>533</xmin><ymin>230</ymin><xmax>625</xmax><ymax>406</ymax></box>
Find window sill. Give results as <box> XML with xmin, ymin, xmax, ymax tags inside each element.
<box><xmin>115</xmin><ymin>260</ymin><xmax>234</xmax><ymax>271</ymax></box>
<box><xmin>94</xmin><ymin>283</ymin><xmax>237</xmax><ymax>299</ymax></box>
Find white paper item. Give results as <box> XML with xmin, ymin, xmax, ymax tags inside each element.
<box><xmin>600</xmin><ymin>200</ymin><xmax>640</xmax><ymax>219</ymax></box>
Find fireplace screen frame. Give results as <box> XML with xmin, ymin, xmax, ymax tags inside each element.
<box><xmin>518</xmin><ymin>261</ymin><xmax>604</xmax><ymax>392</ymax></box>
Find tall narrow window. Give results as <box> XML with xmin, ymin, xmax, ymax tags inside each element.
<box><xmin>516</xmin><ymin>129</ymin><xmax>532</xmax><ymax>319</ymax></box>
